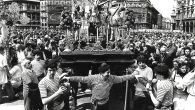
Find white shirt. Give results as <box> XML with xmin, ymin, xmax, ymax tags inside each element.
<box><xmin>178</xmin><ymin>71</ymin><xmax>195</xmax><ymax>96</ymax></box>
<box><xmin>133</xmin><ymin>66</ymin><xmax>153</xmax><ymax>92</ymax></box>
<box><xmin>0</xmin><ymin>54</ymin><xmax>8</xmax><ymax>84</ymax></box>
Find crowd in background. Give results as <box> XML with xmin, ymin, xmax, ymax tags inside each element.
<box><xmin>1</xmin><ymin>24</ymin><xmax>195</xmax><ymax>110</ymax></box>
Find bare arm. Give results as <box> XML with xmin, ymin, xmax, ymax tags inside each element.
<box><xmin>149</xmin><ymin>91</ymin><xmax>160</xmax><ymax>107</ymax></box>
<box><xmin>41</xmin><ymin>86</ymin><xmax>66</xmax><ymax>105</ymax></box>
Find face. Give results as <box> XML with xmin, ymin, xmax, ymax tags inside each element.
<box><xmin>160</xmin><ymin>45</ymin><xmax>167</xmax><ymax>53</ymax></box>
<box><xmin>138</xmin><ymin>62</ymin><xmax>146</xmax><ymax>69</ymax></box>
<box><xmin>180</xmin><ymin>65</ymin><xmax>187</xmax><ymax>74</ymax></box>
<box><xmin>47</xmin><ymin>68</ymin><xmax>57</xmax><ymax>79</ymax></box>
<box><xmin>25</xmin><ymin>61</ymin><xmax>32</xmax><ymax>69</ymax></box>
<box><xmin>102</xmin><ymin>69</ymin><xmax>111</xmax><ymax>80</ymax></box>
<box><xmin>185</xmin><ymin>49</ymin><xmax>190</xmax><ymax>55</ymax></box>
<box><xmin>173</xmin><ymin>61</ymin><xmax>178</xmax><ymax>69</ymax></box>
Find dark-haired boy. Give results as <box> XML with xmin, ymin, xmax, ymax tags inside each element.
<box><xmin>61</xmin><ymin>62</ymin><xmax>138</xmax><ymax>110</ymax></box>
<box><xmin>38</xmin><ymin>61</ymin><xmax>70</xmax><ymax>110</ymax></box>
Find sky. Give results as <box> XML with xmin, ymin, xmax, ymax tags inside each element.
<box><xmin>150</xmin><ymin>0</ymin><xmax>175</xmax><ymax>19</ymax></box>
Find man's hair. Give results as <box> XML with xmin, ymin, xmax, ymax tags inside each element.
<box><xmin>136</xmin><ymin>55</ymin><xmax>147</xmax><ymax>64</ymax></box>
<box><xmin>98</xmin><ymin>63</ymin><xmax>110</xmax><ymax>73</ymax></box>
<box><xmin>154</xmin><ymin>63</ymin><xmax>169</xmax><ymax>79</ymax></box>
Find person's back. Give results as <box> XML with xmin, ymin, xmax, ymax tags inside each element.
<box><xmin>156</xmin><ymin>79</ymin><xmax>173</xmax><ymax>108</ymax></box>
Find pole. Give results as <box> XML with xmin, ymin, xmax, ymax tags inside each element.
<box><xmin>97</xmin><ymin>27</ymin><xmax>99</xmax><ymax>41</ymax></box>
<box><xmin>124</xmin><ymin>69</ymin><xmax>129</xmax><ymax>110</ymax></box>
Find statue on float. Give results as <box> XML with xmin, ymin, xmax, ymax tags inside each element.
<box><xmin>60</xmin><ymin>7</ymin><xmax>73</xmax><ymax>31</ymax></box>
<box><xmin>108</xmin><ymin>1</ymin><xmax>126</xmax><ymax>41</ymax></box>
<box><xmin>124</xmin><ymin>9</ymin><xmax>135</xmax><ymax>34</ymax></box>
<box><xmin>88</xmin><ymin>0</ymin><xmax>110</xmax><ymax>39</ymax></box>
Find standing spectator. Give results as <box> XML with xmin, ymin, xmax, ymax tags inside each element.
<box><xmin>157</xmin><ymin>45</ymin><xmax>174</xmax><ymax>68</ymax></box>
<box><xmin>21</xmin><ymin>59</ymin><xmax>43</xmax><ymax>110</ymax></box>
<box><xmin>133</xmin><ymin>55</ymin><xmax>154</xmax><ymax>110</ymax></box>
<box><xmin>39</xmin><ymin>59</ymin><xmax>71</xmax><ymax>110</ymax></box>
<box><xmin>176</xmin><ymin>66</ymin><xmax>195</xmax><ymax>110</ymax></box>
<box><xmin>31</xmin><ymin>51</ymin><xmax>46</xmax><ymax>81</ymax></box>
<box><xmin>147</xmin><ymin>64</ymin><xmax>174</xmax><ymax>110</ymax></box>
<box><xmin>171</xmin><ymin>62</ymin><xmax>189</xmax><ymax>110</ymax></box>
<box><xmin>0</xmin><ymin>46</ymin><xmax>14</xmax><ymax>103</ymax></box>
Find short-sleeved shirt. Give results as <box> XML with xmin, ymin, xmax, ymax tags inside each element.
<box><xmin>39</xmin><ymin>75</ymin><xmax>69</xmax><ymax>110</ymax></box>
<box><xmin>134</xmin><ymin>66</ymin><xmax>153</xmax><ymax>97</ymax></box>
<box><xmin>0</xmin><ymin>54</ymin><xmax>8</xmax><ymax>84</ymax></box>
<box><xmin>156</xmin><ymin>80</ymin><xmax>173</xmax><ymax>108</ymax></box>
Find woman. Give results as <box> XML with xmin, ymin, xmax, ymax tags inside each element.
<box><xmin>171</xmin><ymin>62</ymin><xmax>189</xmax><ymax>110</ymax></box>
<box><xmin>176</xmin><ymin>65</ymin><xmax>195</xmax><ymax>110</ymax></box>
<box><xmin>147</xmin><ymin>64</ymin><xmax>174</xmax><ymax>110</ymax></box>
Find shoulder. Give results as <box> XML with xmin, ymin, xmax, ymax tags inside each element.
<box><xmin>158</xmin><ymin>80</ymin><xmax>173</xmax><ymax>90</ymax></box>
<box><xmin>39</xmin><ymin>77</ymin><xmax>47</xmax><ymax>85</ymax></box>
<box><xmin>146</xmin><ymin>66</ymin><xmax>153</xmax><ymax>71</ymax></box>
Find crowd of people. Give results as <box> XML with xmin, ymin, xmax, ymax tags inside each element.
<box><xmin>1</xmin><ymin>18</ymin><xmax>195</xmax><ymax>110</ymax></box>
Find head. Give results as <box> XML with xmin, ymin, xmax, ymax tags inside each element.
<box><xmin>34</xmin><ymin>51</ymin><xmax>42</xmax><ymax>60</ymax></box>
<box><xmin>137</xmin><ymin>55</ymin><xmax>147</xmax><ymax>69</ymax></box>
<box><xmin>183</xmin><ymin>47</ymin><xmax>191</xmax><ymax>56</ymax></box>
<box><xmin>154</xmin><ymin>64</ymin><xmax>169</xmax><ymax>80</ymax></box>
<box><xmin>178</xmin><ymin>62</ymin><xmax>189</xmax><ymax>77</ymax></box>
<box><xmin>160</xmin><ymin>45</ymin><xmax>167</xmax><ymax>54</ymax></box>
<box><xmin>22</xmin><ymin>60</ymin><xmax>32</xmax><ymax>70</ymax></box>
<box><xmin>166</xmin><ymin>40</ymin><xmax>172</xmax><ymax>47</ymax></box>
<box><xmin>187</xmin><ymin>42</ymin><xmax>193</xmax><ymax>49</ymax></box>
<box><xmin>98</xmin><ymin>63</ymin><xmax>111</xmax><ymax>80</ymax></box>
<box><xmin>173</xmin><ymin>60</ymin><xmax>179</xmax><ymax>69</ymax></box>
<box><xmin>45</xmin><ymin>57</ymin><xmax>60</xmax><ymax>79</ymax></box>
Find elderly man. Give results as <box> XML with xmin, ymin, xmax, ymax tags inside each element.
<box><xmin>61</xmin><ymin>62</ymin><xmax>138</xmax><ymax>110</ymax></box>
<box><xmin>21</xmin><ymin>59</ymin><xmax>43</xmax><ymax>110</ymax></box>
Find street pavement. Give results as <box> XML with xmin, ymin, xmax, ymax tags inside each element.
<box><xmin>0</xmin><ymin>92</ymin><xmax>92</xmax><ymax>110</ymax></box>
<box><xmin>0</xmin><ymin>90</ymin><xmax>125</xmax><ymax>110</ymax></box>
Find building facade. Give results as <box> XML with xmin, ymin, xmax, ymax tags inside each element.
<box><xmin>3</xmin><ymin>0</ymin><xmax>40</xmax><ymax>29</ymax></box>
<box><xmin>174</xmin><ymin>0</ymin><xmax>195</xmax><ymax>33</ymax></box>
<box><xmin>40</xmin><ymin>0</ymin><xmax>71</xmax><ymax>29</ymax></box>
<box><xmin>125</xmin><ymin>0</ymin><xmax>160</xmax><ymax>29</ymax></box>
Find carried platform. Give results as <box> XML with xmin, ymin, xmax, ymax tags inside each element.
<box><xmin>60</xmin><ymin>51</ymin><xmax>135</xmax><ymax>64</ymax></box>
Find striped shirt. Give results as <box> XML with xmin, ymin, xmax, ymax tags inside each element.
<box><xmin>69</xmin><ymin>74</ymin><xmax>136</xmax><ymax>105</ymax></box>
<box><xmin>38</xmin><ymin>74</ymin><xmax>69</xmax><ymax>110</ymax></box>
<box><xmin>156</xmin><ymin>80</ymin><xmax>173</xmax><ymax>109</ymax></box>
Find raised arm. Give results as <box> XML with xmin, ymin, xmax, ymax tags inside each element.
<box><xmin>63</xmin><ymin>75</ymin><xmax>94</xmax><ymax>84</ymax></box>
<box><xmin>112</xmin><ymin>74</ymin><xmax>137</xmax><ymax>84</ymax></box>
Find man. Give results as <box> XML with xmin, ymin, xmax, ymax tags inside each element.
<box><xmin>61</xmin><ymin>62</ymin><xmax>137</xmax><ymax>110</ymax></box>
<box><xmin>38</xmin><ymin>59</ymin><xmax>70</xmax><ymax>110</ymax></box>
<box><xmin>132</xmin><ymin>55</ymin><xmax>154</xmax><ymax>110</ymax></box>
<box><xmin>31</xmin><ymin>51</ymin><xmax>46</xmax><ymax>81</ymax></box>
<box><xmin>21</xmin><ymin>59</ymin><xmax>43</xmax><ymax>110</ymax></box>
<box><xmin>0</xmin><ymin>46</ymin><xmax>14</xmax><ymax>103</ymax></box>
<box><xmin>147</xmin><ymin>64</ymin><xmax>173</xmax><ymax>110</ymax></box>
